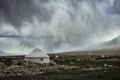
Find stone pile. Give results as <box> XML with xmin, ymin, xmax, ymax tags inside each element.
<box><xmin>0</xmin><ymin>61</ymin><xmax>78</xmax><ymax>77</ymax></box>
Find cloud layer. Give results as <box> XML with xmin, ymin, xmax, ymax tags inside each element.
<box><xmin>0</xmin><ymin>0</ymin><xmax>120</xmax><ymax>54</ymax></box>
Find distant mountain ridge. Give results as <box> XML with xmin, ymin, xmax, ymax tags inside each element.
<box><xmin>88</xmin><ymin>35</ymin><xmax>120</xmax><ymax>50</ymax></box>
<box><xmin>0</xmin><ymin>50</ymin><xmax>22</xmax><ymax>56</ymax></box>
<box><xmin>51</xmin><ymin>36</ymin><xmax>120</xmax><ymax>56</ymax></box>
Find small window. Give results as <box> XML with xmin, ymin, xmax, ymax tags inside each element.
<box><xmin>41</xmin><ymin>58</ymin><xmax>43</xmax><ymax>61</ymax></box>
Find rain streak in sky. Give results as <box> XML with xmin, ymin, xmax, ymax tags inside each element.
<box><xmin>0</xmin><ymin>0</ymin><xmax>120</xmax><ymax>54</ymax></box>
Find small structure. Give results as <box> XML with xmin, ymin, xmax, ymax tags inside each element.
<box><xmin>25</xmin><ymin>48</ymin><xmax>50</xmax><ymax>64</ymax></box>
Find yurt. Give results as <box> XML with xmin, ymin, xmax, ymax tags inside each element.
<box><xmin>25</xmin><ymin>48</ymin><xmax>50</xmax><ymax>64</ymax></box>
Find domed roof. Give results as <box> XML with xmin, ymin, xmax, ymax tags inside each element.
<box><xmin>25</xmin><ymin>48</ymin><xmax>49</xmax><ymax>58</ymax></box>
<box><xmin>33</xmin><ymin>48</ymin><xmax>42</xmax><ymax>51</ymax></box>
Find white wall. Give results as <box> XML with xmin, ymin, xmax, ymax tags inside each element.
<box><xmin>25</xmin><ymin>58</ymin><xmax>50</xmax><ymax>64</ymax></box>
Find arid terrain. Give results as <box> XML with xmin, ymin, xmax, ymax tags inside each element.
<box><xmin>0</xmin><ymin>50</ymin><xmax>120</xmax><ymax>80</ymax></box>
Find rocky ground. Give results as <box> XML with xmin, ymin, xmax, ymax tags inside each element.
<box><xmin>0</xmin><ymin>61</ymin><xmax>78</xmax><ymax>77</ymax></box>
<box><xmin>0</xmin><ymin>56</ymin><xmax>120</xmax><ymax>80</ymax></box>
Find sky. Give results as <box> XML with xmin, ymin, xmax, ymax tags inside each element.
<box><xmin>0</xmin><ymin>0</ymin><xmax>120</xmax><ymax>54</ymax></box>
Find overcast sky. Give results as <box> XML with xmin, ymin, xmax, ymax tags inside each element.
<box><xmin>0</xmin><ymin>0</ymin><xmax>120</xmax><ymax>54</ymax></box>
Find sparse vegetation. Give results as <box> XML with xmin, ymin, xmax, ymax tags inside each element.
<box><xmin>0</xmin><ymin>55</ymin><xmax>120</xmax><ymax>80</ymax></box>
<box><xmin>4</xmin><ymin>59</ymin><xmax>13</xmax><ymax>66</ymax></box>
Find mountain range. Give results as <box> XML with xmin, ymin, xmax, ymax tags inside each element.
<box><xmin>87</xmin><ymin>35</ymin><xmax>120</xmax><ymax>50</ymax></box>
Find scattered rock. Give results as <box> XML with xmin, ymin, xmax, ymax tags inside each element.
<box><xmin>0</xmin><ymin>61</ymin><xmax>76</xmax><ymax>77</ymax></box>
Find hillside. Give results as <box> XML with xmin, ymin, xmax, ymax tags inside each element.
<box><xmin>87</xmin><ymin>35</ymin><xmax>120</xmax><ymax>50</ymax></box>
<box><xmin>50</xmin><ymin>36</ymin><xmax>120</xmax><ymax>56</ymax></box>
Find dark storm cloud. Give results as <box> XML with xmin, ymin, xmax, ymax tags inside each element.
<box><xmin>110</xmin><ymin>0</ymin><xmax>120</xmax><ymax>14</ymax></box>
<box><xmin>0</xmin><ymin>0</ymin><xmax>52</xmax><ymax>27</ymax></box>
<box><xmin>0</xmin><ymin>0</ymin><xmax>120</xmax><ymax>53</ymax></box>
<box><xmin>0</xmin><ymin>34</ymin><xmax>21</xmax><ymax>38</ymax></box>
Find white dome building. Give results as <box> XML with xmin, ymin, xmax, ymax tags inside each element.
<box><xmin>25</xmin><ymin>48</ymin><xmax>50</xmax><ymax>64</ymax></box>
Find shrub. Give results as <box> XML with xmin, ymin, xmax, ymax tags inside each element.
<box><xmin>4</xmin><ymin>58</ymin><xmax>13</xmax><ymax>66</ymax></box>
